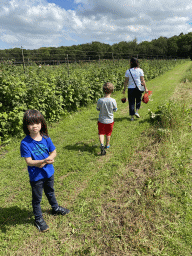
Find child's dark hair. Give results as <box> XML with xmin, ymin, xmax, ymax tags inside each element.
<box><xmin>130</xmin><ymin>57</ymin><xmax>139</xmax><ymax>68</ymax></box>
<box><xmin>23</xmin><ymin>109</ymin><xmax>49</xmax><ymax>137</ymax></box>
<box><xmin>103</xmin><ymin>82</ymin><xmax>114</xmax><ymax>94</ymax></box>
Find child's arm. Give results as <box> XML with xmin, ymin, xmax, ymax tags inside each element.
<box><xmin>113</xmin><ymin>99</ymin><xmax>117</xmax><ymax>112</ymax></box>
<box><xmin>96</xmin><ymin>99</ymin><xmax>100</xmax><ymax>111</ymax></box>
<box><xmin>45</xmin><ymin>149</ymin><xmax>57</xmax><ymax>162</ymax></box>
<box><xmin>24</xmin><ymin>150</ymin><xmax>56</xmax><ymax>168</ymax></box>
<box><xmin>25</xmin><ymin>157</ymin><xmax>48</xmax><ymax>168</ymax></box>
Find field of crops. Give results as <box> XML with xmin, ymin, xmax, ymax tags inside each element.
<box><xmin>0</xmin><ymin>59</ymin><xmax>186</xmax><ymax>143</ymax></box>
<box><xmin>0</xmin><ymin>61</ymin><xmax>192</xmax><ymax>255</ymax></box>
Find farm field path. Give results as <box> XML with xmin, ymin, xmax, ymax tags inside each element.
<box><xmin>0</xmin><ymin>61</ymin><xmax>191</xmax><ymax>255</ymax></box>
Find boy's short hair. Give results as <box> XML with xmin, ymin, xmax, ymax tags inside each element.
<box><xmin>103</xmin><ymin>82</ymin><xmax>114</xmax><ymax>94</ymax></box>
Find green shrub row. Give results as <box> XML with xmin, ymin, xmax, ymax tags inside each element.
<box><xmin>0</xmin><ymin>59</ymin><xmax>186</xmax><ymax>143</ymax></box>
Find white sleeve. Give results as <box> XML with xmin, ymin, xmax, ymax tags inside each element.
<box><xmin>96</xmin><ymin>99</ymin><xmax>100</xmax><ymax>111</ymax></box>
<box><xmin>125</xmin><ymin>70</ymin><xmax>129</xmax><ymax>77</ymax></box>
<box><xmin>140</xmin><ymin>69</ymin><xmax>144</xmax><ymax>76</ymax></box>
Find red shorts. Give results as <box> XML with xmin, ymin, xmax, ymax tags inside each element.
<box><xmin>98</xmin><ymin>121</ymin><xmax>114</xmax><ymax>136</ymax></box>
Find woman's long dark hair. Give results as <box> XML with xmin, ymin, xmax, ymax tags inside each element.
<box><xmin>130</xmin><ymin>57</ymin><xmax>139</xmax><ymax>68</ymax></box>
<box><xmin>23</xmin><ymin>109</ymin><xmax>49</xmax><ymax>137</ymax></box>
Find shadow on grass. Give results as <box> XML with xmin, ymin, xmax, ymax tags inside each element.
<box><xmin>113</xmin><ymin>117</ymin><xmax>129</xmax><ymax>122</ymax></box>
<box><xmin>64</xmin><ymin>142</ymin><xmax>99</xmax><ymax>156</ymax></box>
<box><xmin>0</xmin><ymin>206</ymin><xmax>33</xmax><ymax>233</ymax></box>
<box><xmin>91</xmin><ymin>117</ymin><xmax>151</xmax><ymax>123</ymax></box>
<box><xmin>138</xmin><ymin>117</ymin><xmax>152</xmax><ymax>124</ymax></box>
<box><xmin>91</xmin><ymin>117</ymin><xmax>130</xmax><ymax>122</ymax></box>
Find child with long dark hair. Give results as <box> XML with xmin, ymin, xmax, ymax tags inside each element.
<box><xmin>20</xmin><ymin>109</ymin><xmax>69</xmax><ymax>232</ymax></box>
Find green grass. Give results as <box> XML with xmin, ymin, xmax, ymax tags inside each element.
<box><xmin>0</xmin><ymin>61</ymin><xmax>192</xmax><ymax>255</ymax></box>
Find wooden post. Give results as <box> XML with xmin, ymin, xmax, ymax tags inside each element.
<box><xmin>21</xmin><ymin>46</ymin><xmax>25</xmax><ymax>73</ymax></box>
<box><xmin>67</xmin><ymin>54</ymin><xmax>69</xmax><ymax>77</ymax></box>
<box><xmin>112</xmin><ymin>52</ymin><xmax>114</xmax><ymax>64</ymax></box>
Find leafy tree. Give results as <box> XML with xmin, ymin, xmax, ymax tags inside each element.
<box><xmin>177</xmin><ymin>32</ymin><xmax>192</xmax><ymax>58</ymax></box>
<box><xmin>112</xmin><ymin>39</ymin><xmax>137</xmax><ymax>59</ymax></box>
<box><xmin>167</xmin><ymin>36</ymin><xmax>179</xmax><ymax>57</ymax></box>
<box><xmin>150</xmin><ymin>37</ymin><xmax>168</xmax><ymax>56</ymax></box>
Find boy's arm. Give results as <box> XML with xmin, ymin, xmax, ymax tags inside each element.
<box><xmin>96</xmin><ymin>99</ymin><xmax>100</xmax><ymax>111</ymax></box>
<box><xmin>113</xmin><ymin>100</ymin><xmax>117</xmax><ymax>112</ymax></box>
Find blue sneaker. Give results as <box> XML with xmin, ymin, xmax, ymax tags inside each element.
<box><xmin>105</xmin><ymin>145</ymin><xmax>110</xmax><ymax>149</ymax></box>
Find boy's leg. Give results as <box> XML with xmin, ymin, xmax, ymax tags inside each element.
<box><xmin>106</xmin><ymin>136</ymin><xmax>111</xmax><ymax>146</ymax></box>
<box><xmin>99</xmin><ymin>134</ymin><xmax>106</xmax><ymax>155</ymax></box>
<box><xmin>99</xmin><ymin>134</ymin><xmax>105</xmax><ymax>145</ymax></box>
<box><xmin>106</xmin><ymin>122</ymin><xmax>114</xmax><ymax>147</ymax></box>
<box><xmin>98</xmin><ymin>121</ymin><xmax>106</xmax><ymax>155</ymax></box>
<box><xmin>30</xmin><ymin>179</ymin><xmax>44</xmax><ymax>220</ymax></box>
<box><xmin>43</xmin><ymin>175</ymin><xmax>59</xmax><ymax>211</ymax></box>
<box><xmin>98</xmin><ymin>122</ymin><xmax>105</xmax><ymax>145</ymax></box>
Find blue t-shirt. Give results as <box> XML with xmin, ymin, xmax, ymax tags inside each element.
<box><xmin>20</xmin><ymin>135</ymin><xmax>56</xmax><ymax>181</ymax></box>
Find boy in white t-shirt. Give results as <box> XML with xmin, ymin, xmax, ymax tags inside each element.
<box><xmin>96</xmin><ymin>82</ymin><xmax>117</xmax><ymax>155</ymax></box>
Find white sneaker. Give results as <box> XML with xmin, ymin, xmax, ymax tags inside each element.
<box><xmin>135</xmin><ymin>112</ymin><xmax>140</xmax><ymax>118</ymax></box>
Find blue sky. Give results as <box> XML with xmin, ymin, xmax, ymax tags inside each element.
<box><xmin>46</xmin><ymin>0</ymin><xmax>78</xmax><ymax>10</ymax></box>
<box><xmin>0</xmin><ymin>0</ymin><xmax>192</xmax><ymax>50</ymax></box>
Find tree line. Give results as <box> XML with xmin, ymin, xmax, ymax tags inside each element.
<box><xmin>0</xmin><ymin>32</ymin><xmax>192</xmax><ymax>64</ymax></box>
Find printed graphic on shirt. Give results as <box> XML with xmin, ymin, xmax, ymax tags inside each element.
<box><xmin>32</xmin><ymin>144</ymin><xmax>48</xmax><ymax>156</ymax></box>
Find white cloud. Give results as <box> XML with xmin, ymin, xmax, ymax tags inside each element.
<box><xmin>0</xmin><ymin>0</ymin><xmax>73</xmax><ymax>48</ymax></box>
<box><xmin>1</xmin><ymin>34</ymin><xmax>19</xmax><ymax>43</ymax></box>
<box><xmin>0</xmin><ymin>0</ymin><xmax>192</xmax><ymax>49</ymax></box>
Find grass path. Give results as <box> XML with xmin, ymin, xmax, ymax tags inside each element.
<box><xmin>0</xmin><ymin>61</ymin><xmax>191</xmax><ymax>255</ymax></box>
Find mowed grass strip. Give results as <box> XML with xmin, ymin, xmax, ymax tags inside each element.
<box><xmin>0</xmin><ymin>61</ymin><xmax>191</xmax><ymax>255</ymax></box>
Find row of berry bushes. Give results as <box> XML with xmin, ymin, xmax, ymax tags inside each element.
<box><xmin>0</xmin><ymin>59</ymin><xmax>186</xmax><ymax>143</ymax></box>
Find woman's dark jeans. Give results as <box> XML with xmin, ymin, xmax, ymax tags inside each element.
<box><xmin>128</xmin><ymin>88</ymin><xmax>142</xmax><ymax>116</ymax></box>
<box><xmin>30</xmin><ymin>175</ymin><xmax>59</xmax><ymax>220</ymax></box>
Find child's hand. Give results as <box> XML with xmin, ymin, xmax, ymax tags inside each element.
<box><xmin>39</xmin><ymin>163</ymin><xmax>46</xmax><ymax>168</ymax></box>
<box><xmin>38</xmin><ymin>159</ymin><xmax>54</xmax><ymax>168</ymax></box>
<box><xmin>45</xmin><ymin>158</ymin><xmax>54</xmax><ymax>164</ymax></box>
